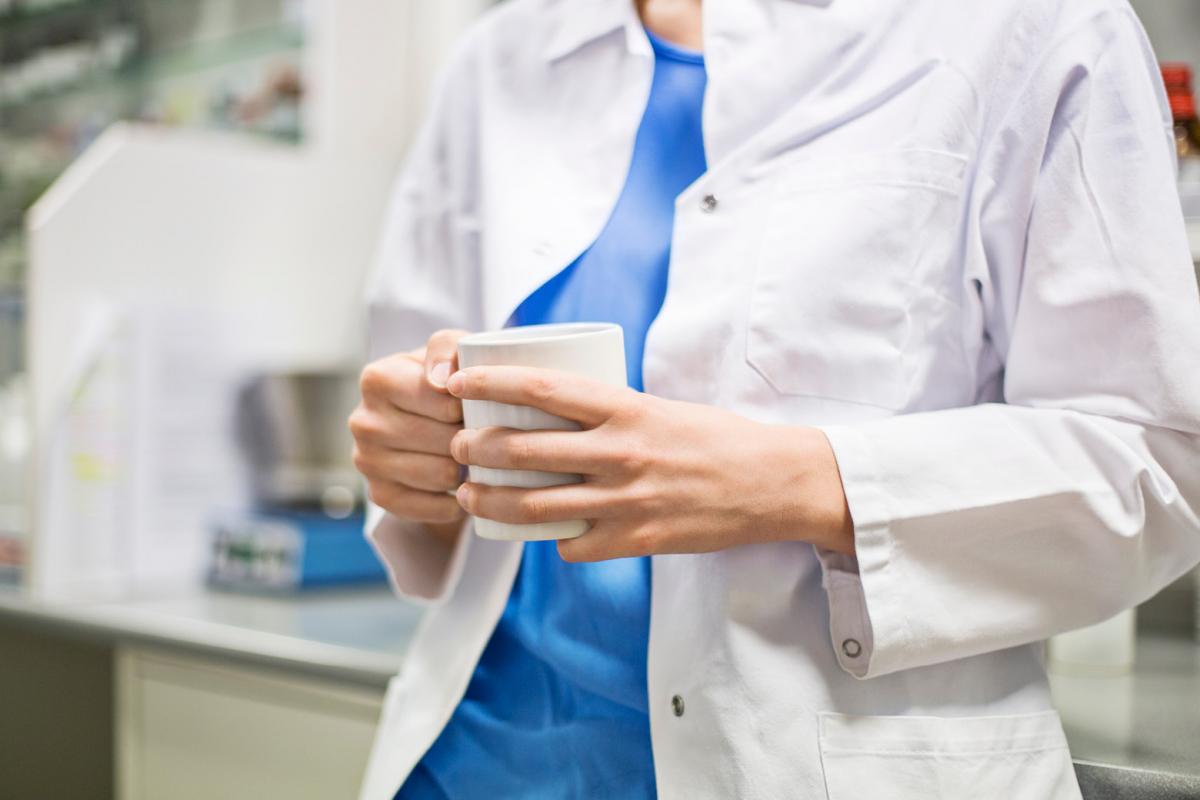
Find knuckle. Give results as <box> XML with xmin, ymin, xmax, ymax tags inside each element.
<box><xmin>616</xmin><ymin>445</ymin><xmax>650</xmax><ymax>475</ymax></box>
<box><xmin>358</xmin><ymin>362</ymin><xmax>388</xmax><ymax>397</ymax></box>
<box><xmin>347</xmin><ymin>408</ymin><xmax>376</xmax><ymax>441</ymax></box>
<box><xmin>505</xmin><ymin>436</ymin><xmax>536</xmax><ymax>468</ymax></box>
<box><xmin>516</xmin><ymin>494</ymin><xmax>549</xmax><ymax>523</ymax></box>
<box><xmin>629</xmin><ymin>523</ymin><xmax>659</xmax><ymax>553</ymax></box>
<box><xmin>606</xmin><ymin>438</ymin><xmax>651</xmax><ymax>475</ymax></box>
<box><xmin>526</xmin><ymin>374</ymin><xmax>556</xmax><ymax>404</ymax></box>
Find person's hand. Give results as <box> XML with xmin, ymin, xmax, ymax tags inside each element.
<box><xmin>349</xmin><ymin>330</ymin><xmax>471</xmax><ymax>544</ymax></box>
<box><xmin>444</xmin><ymin>366</ymin><xmax>854</xmax><ymax>561</ymax></box>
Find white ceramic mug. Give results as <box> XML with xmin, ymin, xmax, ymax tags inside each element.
<box><xmin>456</xmin><ymin>323</ymin><xmax>627</xmax><ymax>541</ymax></box>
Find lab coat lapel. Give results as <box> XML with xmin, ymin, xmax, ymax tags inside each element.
<box><xmin>480</xmin><ymin>5</ymin><xmax>652</xmax><ymax>331</ymax></box>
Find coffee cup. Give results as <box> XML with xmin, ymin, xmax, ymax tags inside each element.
<box><xmin>456</xmin><ymin>322</ymin><xmax>626</xmax><ymax>541</ymax></box>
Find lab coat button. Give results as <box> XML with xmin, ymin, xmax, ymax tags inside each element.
<box><xmin>700</xmin><ymin>193</ymin><xmax>718</xmax><ymax>212</ymax></box>
<box><xmin>671</xmin><ymin>694</ymin><xmax>685</xmax><ymax>717</ymax></box>
<box><xmin>841</xmin><ymin>638</ymin><xmax>863</xmax><ymax>658</ymax></box>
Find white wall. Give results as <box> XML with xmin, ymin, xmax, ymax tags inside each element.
<box><xmin>1130</xmin><ymin>0</ymin><xmax>1200</xmax><ymax>67</ymax></box>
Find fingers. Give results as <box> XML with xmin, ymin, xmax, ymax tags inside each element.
<box><xmin>556</xmin><ymin>521</ymin><xmax>649</xmax><ymax>563</ymax></box>
<box><xmin>359</xmin><ymin>354</ymin><xmax>462</xmax><ymax>423</ymax></box>
<box><xmin>446</xmin><ymin>366</ymin><xmax>626</xmax><ymax>428</ymax></box>
<box><xmin>353</xmin><ymin>448</ymin><xmax>462</xmax><ymax>493</ymax></box>
<box><xmin>455</xmin><ymin>482</ymin><xmax>608</xmax><ymax>526</ymax></box>
<box><xmin>450</xmin><ymin>427</ymin><xmax>612</xmax><ymax>474</ymax></box>
<box><xmin>368</xmin><ymin>480</ymin><xmax>464</xmax><ymax>524</ymax></box>
<box><xmin>424</xmin><ymin>329</ymin><xmax>470</xmax><ymax>392</ymax></box>
<box><xmin>348</xmin><ymin>405</ymin><xmax>460</xmax><ymax>455</ymax></box>
<box><xmin>352</xmin><ymin>331</ymin><xmax>476</xmax><ymax>525</ymax></box>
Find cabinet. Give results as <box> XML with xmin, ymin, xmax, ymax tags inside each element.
<box><xmin>115</xmin><ymin>645</ymin><xmax>384</xmax><ymax>800</ymax></box>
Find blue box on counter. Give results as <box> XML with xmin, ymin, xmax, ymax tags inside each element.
<box><xmin>209</xmin><ymin>509</ymin><xmax>386</xmax><ymax>592</ymax></box>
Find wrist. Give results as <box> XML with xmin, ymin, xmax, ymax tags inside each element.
<box><xmin>765</xmin><ymin>426</ymin><xmax>855</xmax><ymax>555</ymax></box>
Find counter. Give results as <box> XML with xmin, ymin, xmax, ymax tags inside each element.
<box><xmin>0</xmin><ymin>584</ymin><xmax>419</xmax><ymax>688</ymax></box>
<box><xmin>2</xmin><ymin>584</ymin><xmax>1198</xmax><ymax>798</ymax></box>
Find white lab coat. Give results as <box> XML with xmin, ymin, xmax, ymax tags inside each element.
<box><xmin>358</xmin><ymin>0</ymin><xmax>1200</xmax><ymax>797</ymax></box>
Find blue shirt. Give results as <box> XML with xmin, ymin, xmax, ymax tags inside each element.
<box><xmin>397</xmin><ymin>31</ymin><xmax>706</xmax><ymax>800</ymax></box>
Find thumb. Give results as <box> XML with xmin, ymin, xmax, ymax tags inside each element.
<box><xmin>424</xmin><ymin>329</ymin><xmax>470</xmax><ymax>392</ymax></box>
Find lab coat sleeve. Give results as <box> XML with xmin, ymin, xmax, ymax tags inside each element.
<box><xmin>362</xmin><ymin>37</ymin><xmax>484</xmax><ymax>604</ymax></box>
<box><xmin>817</xmin><ymin>6</ymin><xmax>1200</xmax><ymax>679</ymax></box>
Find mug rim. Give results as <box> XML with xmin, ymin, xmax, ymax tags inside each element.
<box><xmin>458</xmin><ymin>322</ymin><xmax>620</xmax><ymax>348</ymax></box>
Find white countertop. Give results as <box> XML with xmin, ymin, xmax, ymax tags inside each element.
<box><xmin>0</xmin><ymin>583</ymin><xmax>421</xmax><ymax>687</ymax></box>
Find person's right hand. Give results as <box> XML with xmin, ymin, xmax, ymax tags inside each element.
<box><xmin>350</xmin><ymin>329</ymin><xmax>471</xmax><ymax>543</ymax></box>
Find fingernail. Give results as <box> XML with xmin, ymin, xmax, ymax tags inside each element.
<box><xmin>456</xmin><ymin>483</ymin><xmax>471</xmax><ymax>507</ymax></box>
<box><xmin>429</xmin><ymin>361</ymin><xmax>451</xmax><ymax>388</ymax></box>
<box><xmin>446</xmin><ymin>371</ymin><xmax>465</xmax><ymax>395</ymax></box>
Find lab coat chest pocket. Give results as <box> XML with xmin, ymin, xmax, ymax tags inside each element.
<box><xmin>746</xmin><ymin>150</ymin><xmax>967</xmax><ymax>409</ymax></box>
<box><xmin>817</xmin><ymin>711</ymin><xmax>1082</xmax><ymax>800</ymax></box>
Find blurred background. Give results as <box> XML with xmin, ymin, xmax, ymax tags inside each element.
<box><xmin>0</xmin><ymin>1</ymin><xmax>1198</xmax><ymax>799</ymax></box>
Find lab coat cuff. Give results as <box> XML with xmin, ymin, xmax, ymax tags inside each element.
<box><xmin>817</xmin><ymin>423</ymin><xmax>914</xmax><ymax>680</ymax></box>
<box><xmin>364</xmin><ymin>502</ymin><xmax>472</xmax><ymax>604</ymax></box>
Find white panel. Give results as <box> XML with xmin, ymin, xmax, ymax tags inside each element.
<box><xmin>117</xmin><ymin>646</ymin><xmax>384</xmax><ymax>800</ymax></box>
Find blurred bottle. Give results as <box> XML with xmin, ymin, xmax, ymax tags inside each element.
<box><xmin>1163</xmin><ymin>63</ymin><xmax>1200</xmax><ymax>183</ymax></box>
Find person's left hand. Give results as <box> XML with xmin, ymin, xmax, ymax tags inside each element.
<box><xmin>445</xmin><ymin>366</ymin><xmax>854</xmax><ymax>562</ymax></box>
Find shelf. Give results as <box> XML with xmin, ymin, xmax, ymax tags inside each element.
<box><xmin>1</xmin><ymin>23</ymin><xmax>304</xmax><ymax>115</ymax></box>
<box><xmin>137</xmin><ymin>23</ymin><xmax>304</xmax><ymax>82</ymax></box>
<box><xmin>0</xmin><ymin>0</ymin><xmax>106</xmax><ymax>30</ymax></box>
<box><xmin>0</xmin><ymin>0</ymin><xmax>244</xmax><ymax>30</ymax></box>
